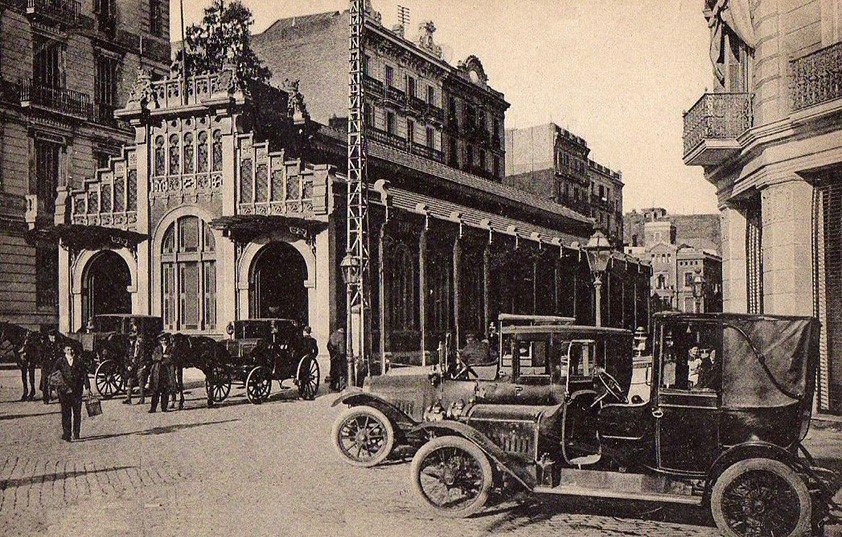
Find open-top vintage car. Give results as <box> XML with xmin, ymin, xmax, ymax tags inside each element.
<box><xmin>331</xmin><ymin>316</ymin><xmax>632</xmax><ymax>468</ymax></box>
<box><xmin>401</xmin><ymin>313</ymin><xmax>833</xmax><ymax>537</ymax></box>
<box><xmin>66</xmin><ymin>314</ymin><xmax>163</xmax><ymax>398</ymax></box>
<box><xmin>211</xmin><ymin>319</ymin><xmax>320</xmax><ymax>404</ymax></box>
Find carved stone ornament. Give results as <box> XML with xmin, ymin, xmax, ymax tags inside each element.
<box><xmin>417</xmin><ymin>21</ymin><xmax>442</xmax><ymax>58</ymax></box>
<box><xmin>213</xmin><ymin>63</ymin><xmax>246</xmax><ymax>97</ymax></box>
<box><xmin>363</xmin><ymin>0</ymin><xmax>382</xmax><ymax>25</ymax></box>
<box><xmin>125</xmin><ymin>68</ymin><xmax>156</xmax><ymax>111</ymax></box>
<box><xmin>283</xmin><ymin>79</ymin><xmax>310</xmax><ymax>124</ymax></box>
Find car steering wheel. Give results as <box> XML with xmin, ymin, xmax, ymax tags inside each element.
<box><xmin>594</xmin><ymin>370</ymin><xmax>627</xmax><ymax>405</ymax></box>
<box><xmin>451</xmin><ymin>360</ymin><xmax>478</xmax><ymax>381</ymax></box>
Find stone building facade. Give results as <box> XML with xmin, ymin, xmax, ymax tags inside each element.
<box><xmin>683</xmin><ymin>0</ymin><xmax>842</xmax><ymax>412</ymax></box>
<box><xmin>0</xmin><ymin>0</ymin><xmax>170</xmax><ymax>328</ymax></box>
<box><xmin>504</xmin><ymin>123</ymin><xmax>624</xmax><ymax>245</ymax></box>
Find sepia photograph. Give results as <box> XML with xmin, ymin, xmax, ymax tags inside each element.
<box><xmin>0</xmin><ymin>0</ymin><xmax>840</xmax><ymax>535</ymax></box>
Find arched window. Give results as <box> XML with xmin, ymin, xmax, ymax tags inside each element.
<box><xmin>212</xmin><ymin>130</ymin><xmax>223</xmax><ymax>172</ymax></box>
<box><xmin>161</xmin><ymin>216</ymin><xmax>216</xmax><ymax>330</ymax></box>
<box><xmin>197</xmin><ymin>131</ymin><xmax>208</xmax><ymax>173</ymax></box>
<box><xmin>154</xmin><ymin>135</ymin><xmax>165</xmax><ymax>176</ymax></box>
<box><xmin>168</xmin><ymin>133</ymin><xmax>180</xmax><ymax>175</ymax></box>
<box><xmin>183</xmin><ymin>132</ymin><xmax>194</xmax><ymax>174</ymax></box>
<box><xmin>387</xmin><ymin>241</ymin><xmax>417</xmax><ymax>330</ymax></box>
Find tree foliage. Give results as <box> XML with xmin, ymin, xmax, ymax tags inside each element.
<box><xmin>177</xmin><ymin>0</ymin><xmax>271</xmax><ymax>84</ymax></box>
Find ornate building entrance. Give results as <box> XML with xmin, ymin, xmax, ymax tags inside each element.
<box><xmin>249</xmin><ymin>241</ymin><xmax>309</xmax><ymax>324</ymax></box>
<box><xmin>83</xmin><ymin>250</ymin><xmax>132</xmax><ymax>323</ymax></box>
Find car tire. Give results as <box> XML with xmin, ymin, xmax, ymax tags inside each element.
<box><xmin>410</xmin><ymin>435</ymin><xmax>493</xmax><ymax>518</ymax></box>
<box><xmin>332</xmin><ymin>405</ymin><xmax>395</xmax><ymax>467</ymax></box>
<box><xmin>710</xmin><ymin>457</ymin><xmax>812</xmax><ymax>537</ymax></box>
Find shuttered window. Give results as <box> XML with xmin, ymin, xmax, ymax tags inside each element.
<box><xmin>161</xmin><ymin>216</ymin><xmax>217</xmax><ymax>331</ymax></box>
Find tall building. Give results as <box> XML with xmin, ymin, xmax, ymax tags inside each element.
<box><xmin>32</xmin><ymin>4</ymin><xmax>650</xmax><ymax>375</ymax></box>
<box><xmin>682</xmin><ymin>0</ymin><xmax>842</xmax><ymax>412</ymax></box>
<box><xmin>504</xmin><ymin>123</ymin><xmax>624</xmax><ymax>245</ymax></box>
<box><xmin>624</xmin><ymin>208</ymin><xmax>721</xmax><ymax>253</ymax></box>
<box><xmin>0</xmin><ymin>0</ymin><xmax>171</xmax><ymax>328</ymax></box>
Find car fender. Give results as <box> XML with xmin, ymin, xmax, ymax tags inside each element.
<box><xmin>413</xmin><ymin>421</ymin><xmax>535</xmax><ymax>490</ymax></box>
<box><xmin>704</xmin><ymin>440</ymin><xmax>801</xmax><ymax>504</ymax></box>
<box><xmin>332</xmin><ymin>390</ymin><xmax>417</xmax><ymax>425</ymax></box>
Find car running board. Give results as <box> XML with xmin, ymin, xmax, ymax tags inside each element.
<box><xmin>534</xmin><ymin>468</ymin><xmax>703</xmax><ymax>506</ymax></box>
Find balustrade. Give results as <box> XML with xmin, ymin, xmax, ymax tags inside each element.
<box><xmin>791</xmin><ymin>42</ymin><xmax>842</xmax><ymax>111</ymax></box>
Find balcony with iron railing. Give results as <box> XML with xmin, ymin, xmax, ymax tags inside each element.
<box><xmin>363</xmin><ymin>74</ymin><xmax>384</xmax><ymax>96</ymax></box>
<box><xmin>20</xmin><ymin>80</ymin><xmax>93</xmax><ymax>120</ymax></box>
<box><xmin>408</xmin><ymin>95</ymin><xmax>427</xmax><ymax>115</ymax></box>
<box><xmin>410</xmin><ymin>142</ymin><xmax>443</xmax><ymax>163</ymax></box>
<box><xmin>427</xmin><ymin>103</ymin><xmax>444</xmax><ymax>123</ymax></box>
<box><xmin>790</xmin><ymin>41</ymin><xmax>842</xmax><ymax>112</ymax></box>
<box><xmin>25</xmin><ymin>0</ymin><xmax>80</xmax><ymax>27</ymax></box>
<box><xmin>384</xmin><ymin>84</ymin><xmax>406</xmax><ymax>105</ymax></box>
<box><xmin>682</xmin><ymin>92</ymin><xmax>753</xmax><ymax>166</ymax></box>
<box><xmin>368</xmin><ymin>125</ymin><xmax>408</xmax><ymax>151</ymax></box>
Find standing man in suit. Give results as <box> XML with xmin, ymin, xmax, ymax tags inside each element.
<box><xmin>52</xmin><ymin>344</ymin><xmax>91</xmax><ymax>441</ymax></box>
<box><xmin>327</xmin><ymin>327</ymin><xmax>346</xmax><ymax>392</ymax></box>
<box><xmin>41</xmin><ymin>330</ymin><xmax>62</xmax><ymax>404</ymax></box>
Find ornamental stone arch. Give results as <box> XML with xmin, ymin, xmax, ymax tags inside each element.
<box><xmin>69</xmin><ymin>247</ymin><xmax>138</xmax><ymax>331</ymax></box>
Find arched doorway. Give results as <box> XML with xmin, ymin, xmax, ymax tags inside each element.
<box><xmin>249</xmin><ymin>242</ymin><xmax>308</xmax><ymax>324</ymax></box>
<box><xmin>83</xmin><ymin>251</ymin><xmax>132</xmax><ymax>324</ymax></box>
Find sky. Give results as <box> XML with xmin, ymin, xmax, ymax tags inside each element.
<box><xmin>173</xmin><ymin>0</ymin><xmax>718</xmax><ymax>214</ymax></box>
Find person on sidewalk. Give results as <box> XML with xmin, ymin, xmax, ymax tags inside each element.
<box><xmin>52</xmin><ymin>344</ymin><xmax>91</xmax><ymax>441</ymax></box>
<box><xmin>299</xmin><ymin>326</ymin><xmax>319</xmax><ymax>361</ymax></box>
<box><xmin>148</xmin><ymin>332</ymin><xmax>175</xmax><ymax>413</ymax></box>
<box><xmin>327</xmin><ymin>327</ymin><xmax>346</xmax><ymax>392</ymax></box>
<box><xmin>40</xmin><ymin>330</ymin><xmax>62</xmax><ymax>405</ymax></box>
<box><xmin>124</xmin><ymin>324</ymin><xmax>151</xmax><ymax>405</ymax></box>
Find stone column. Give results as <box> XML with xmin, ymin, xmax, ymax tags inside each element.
<box><xmin>720</xmin><ymin>205</ymin><xmax>748</xmax><ymax>313</ymax></box>
<box><xmin>760</xmin><ymin>179</ymin><xmax>814</xmax><ymax>316</ymax></box>
<box><xmin>58</xmin><ymin>246</ymin><xmax>72</xmax><ymax>333</ymax></box>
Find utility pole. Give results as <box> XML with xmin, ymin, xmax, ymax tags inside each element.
<box><xmin>345</xmin><ymin>0</ymin><xmax>369</xmax><ymax>387</ymax></box>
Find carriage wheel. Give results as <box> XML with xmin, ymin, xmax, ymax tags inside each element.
<box><xmin>411</xmin><ymin>436</ymin><xmax>494</xmax><ymax>518</ymax></box>
<box><xmin>246</xmin><ymin>366</ymin><xmax>271</xmax><ymax>404</ymax></box>
<box><xmin>296</xmin><ymin>356</ymin><xmax>320</xmax><ymax>400</ymax></box>
<box><xmin>205</xmin><ymin>366</ymin><xmax>232</xmax><ymax>403</ymax></box>
<box><xmin>711</xmin><ymin>458</ymin><xmax>812</xmax><ymax>537</ymax></box>
<box><xmin>94</xmin><ymin>359</ymin><xmax>124</xmax><ymax>399</ymax></box>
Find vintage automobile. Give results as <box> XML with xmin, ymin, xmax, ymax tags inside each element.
<box><xmin>212</xmin><ymin>319</ymin><xmax>321</xmax><ymax>404</ymax></box>
<box><xmin>331</xmin><ymin>316</ymin><xmax>631</xmax><ymax>468</ymax></box>
<box><xmin>66</xmin><ymin>314</ymin><xmax>163</xmax><ymax>398</ymax></box>
<box><xmin>403</xmin><ymin>313</ymin><xmax>833</xmax><ymax>537</ymax></box>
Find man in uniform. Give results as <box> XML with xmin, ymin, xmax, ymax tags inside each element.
<box><xmin>327</xmin><ymin>327</ymin><xmax>346</xmax><ymax>392</ymax></box>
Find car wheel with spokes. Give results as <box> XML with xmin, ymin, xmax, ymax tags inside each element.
<box><xmin>332</xmin><ymin>405</ymin><xmax>395</xmax><ymax>467</ymax></box>
<box><xmin>410</xmin><ymin>436</ymin><xmax>493</xmax><ymax>518</ymax></box>
<box><xmin>711</xmin><ymin>457</ymin><xmax>812</xmax><ymax>537</ymax></box>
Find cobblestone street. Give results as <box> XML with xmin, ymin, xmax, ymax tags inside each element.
<box><xmin>0</xmin><ymin>368</ymin><xmax>839</xmax><ymax>536</ymax></box>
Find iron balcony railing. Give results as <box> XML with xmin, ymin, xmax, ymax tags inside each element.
<box><xmin>363</xmin><ymin>74</ymin><xmax>384</xmax><ymax>96</ymax></box>
<box><xmin>368</xmin><ymin>125</ymin><xmax>408</xmax><ymax>151</ymax></box>
<box><xmin>410</xmin><ymin>142</ymin><xmax>443</xmax><ymax>163</ymax></box>
<box><xmin>26</xmin><ymin>0</ymin><xmax>80</xmax><ymax>26</ymax></box>
<box><xmin>682</xmin><ymin>92</ymin><xmax>753</xmax><ymax>156</ymax></box>
<box><xmin>427</xmin><ymin>103</ymin><xmax>444</xmax><ymax>122</ymax></box>
<box><xmin>408</xmin><ymin>95</ymin><xmax>427</xmax><ymax>114</ymax></box>
<box><xmin>384</xmin><ymin>84</ymin><xmax>405</xmax><ymax>104</ymax></box>
<box><xmin>791</xmin><ymin>41</ymin><xmax>842</xmax><ymax>111</ymax></box>
<box><xmin>20</xmin><ymin>80</ymin><xmax>93</xmax><ymax>119</ymax></box>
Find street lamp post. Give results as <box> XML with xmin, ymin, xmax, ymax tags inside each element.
<box><xmin>340</xmin><ymin>254</ymin><xmax>360</xmax><ymax>388</ymax></box>
<box><xmin>583</xmin><ymin>231</ymin><xmax>613</xmax><ymax>327</ymax></box>
<box><xmin>692</xmin><ymin>271</ymin><xmax>706</xmax><ymax>314</ymax></box>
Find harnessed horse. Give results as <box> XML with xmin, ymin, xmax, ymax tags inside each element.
<box><xmin>170</xmin><ymin>333</ymin><xmax>229</xmax><ymax>409</ymax></box>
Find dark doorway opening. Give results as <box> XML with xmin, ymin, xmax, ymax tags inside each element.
<box><xmin>249</xmin><ymin>242</ymin><xmax>308</xmax><ymax>325</ymax></box>
<box><xmin>83</xmin><ymin>251</ymin><xmax>132</xmax><ymax>324</ymax></box>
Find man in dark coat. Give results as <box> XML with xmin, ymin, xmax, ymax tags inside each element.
<box><xmin>327</xmin><ymin>327</ymin><xmax>346</xmax><ymax>392</ymax></box>
<box><xmin>52</xmin><ymin>343</ymin><xmax>91</xmax><ymax>441</ymax></box>
<box><xmin>148</xmin><ymin>332</ymin><xmax>175</xmax><ymax>413</ymax></box>
<box><xmin>299</xmin><ymin>326</ymin><xmax>319</xmax><ymax>360</ymax></box>
<box><xmin>124</xmin><ymin>326</ymin><xmax>150</xmax><ymax>405</ymax></box>
<box><xmin>41</xmin><ymin>330</ymin><xmax>62</xmax><ymax>404</ymax></box>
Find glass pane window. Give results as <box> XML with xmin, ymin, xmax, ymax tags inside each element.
<box><xmin>160</xmin><ymin>216</ymin><xmax>217</xmax><ymax>330</ymax></box>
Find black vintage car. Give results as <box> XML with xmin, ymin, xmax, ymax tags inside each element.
<box><xmin>66</xmin><ymin>314</ymin><xmax>163</xmax><ymax>398</ymax></box>
<box><xmin>212</xmin><ymin>319</ymin><xmax>320</xmax><ymax>404</ymax></box>
<box><xmin>331</xmin><ymin>317</ymin><xmax>632</xmax><ymax>468</ymax></box>
<box><xmin>400</xmin><ymin>313</ymin><xmax>834</xmax><ymax>537</ymax></box>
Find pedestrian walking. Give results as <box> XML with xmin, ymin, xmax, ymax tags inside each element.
<box><xmin>148</xmin><ymin>332</ymin><xmax>175</xmax><ymax>413</ymax></box>
<box><xmin>327</xmin><ymin>327</ymin><xmax>346</xmax><ymax>392</ymax></box>
<box><xmin>51</xmin><ymin>344</ymin><xmax>91</xmax><ymax>441</ymax></box>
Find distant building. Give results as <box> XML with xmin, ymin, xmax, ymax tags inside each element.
<box><xmin>625</xmin><ymin>214</ymin><xmax>722</xmax><ymax>313</ymax></box>
<box><xmin>0</xmin><ymin>0</ymin><xmax>171</xmax><ymax>328</ymax></box>
<box><xmin>504</xmin><ymin>123</ymin><xmax>624</xmax><ymax>245</ymax></box>
<box><xmin>682</xmin><ymin>0</ymin><xmax>842</xmax><ymax>413</ymax></box>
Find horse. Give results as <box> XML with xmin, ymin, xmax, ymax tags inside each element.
<box><xmin>0</xmin><ymin>322</ymin><xmax>41</xmax><ymax>400</ymax></box>
<box><xmin>170</xmin><ymin>333</ymin><xmax>230</xmax><ymax>409</ymax></box>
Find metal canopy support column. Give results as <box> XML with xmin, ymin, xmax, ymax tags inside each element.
<box><xmin>346</xmin><ymin>0</ymin><xmax>369</xmax><ymax>385</ymax></box>
<box><xmin>453</xmin><ymin>235</ymin><xmax>462</xmax><ymax>347</ymax></box>
<box><xmin>378</xmin><ymin>221</ymin><xmax>387</xmax><ymax>373</ymax></box>
<box><xmin>483</xmin><ymin>243</ymin><xmax>491</xmax><ymax>335</ymax></box>
<box><xmin>418</xmin><ymin>227</ymin><xmax>428</xmax><ymax>366</ymax></box>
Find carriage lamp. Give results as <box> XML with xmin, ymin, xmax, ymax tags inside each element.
<box><xmin>583</xmin><ymin>231</ymin><xmax>613</xmax><ymax>327</ymax></box>
<box><xmin>692</xmin><ymin>272</ymin><xmax>706</xmax><ymax>314</ymax></box>
<box><xmin>340</xmin><ymin>254</ymin><xmax>361</xmax><ymax>285</ymax></box>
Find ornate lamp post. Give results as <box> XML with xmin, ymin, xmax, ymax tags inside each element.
<box><xmin>583</xmin><ymin>231</ymin><xmax>613</xmax><ymax>327</ymax></box>
<box><xmin>692</xmin><ymin>271</ymin><xmax>706</xmax><ymax>314</ymax></box>
<box><xmin>340</xmin><ymin>254</ymin><xmax>361</xmax><ymax>387</ymax></box>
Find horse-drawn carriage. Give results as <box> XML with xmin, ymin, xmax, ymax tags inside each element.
<box><xmin>203</xmin><ymin>319</ymin><xmax>320</xmax><ymax>405</ymax></box>
<box><xmin>67</xmin><ymin>314</ymin><xmax>163</xmax><ymax>398</ymax></box>
<box><xmin>1</xmin><ymin>321</ymin><xmax>81</xmax><ymax>400</ymax></box>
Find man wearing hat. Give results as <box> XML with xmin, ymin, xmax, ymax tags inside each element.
<box><xmin>40</xmin><ymin>329</ymin><xmax>62</xmax><ymax>404</ymax></box>
<box><xmin>123</xmin><ymin>321</ymin><xmax>150</xmax><ymax>405</ymax></box>
<box><xmin>327</xmin><ymin>327</ymin><xmax>346</xmax><ymax>391</ymax></box>
<box><xmin>148</xmin><ymin>332</ymin><xmax>175</xmax><ymax>413</ymax></box>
